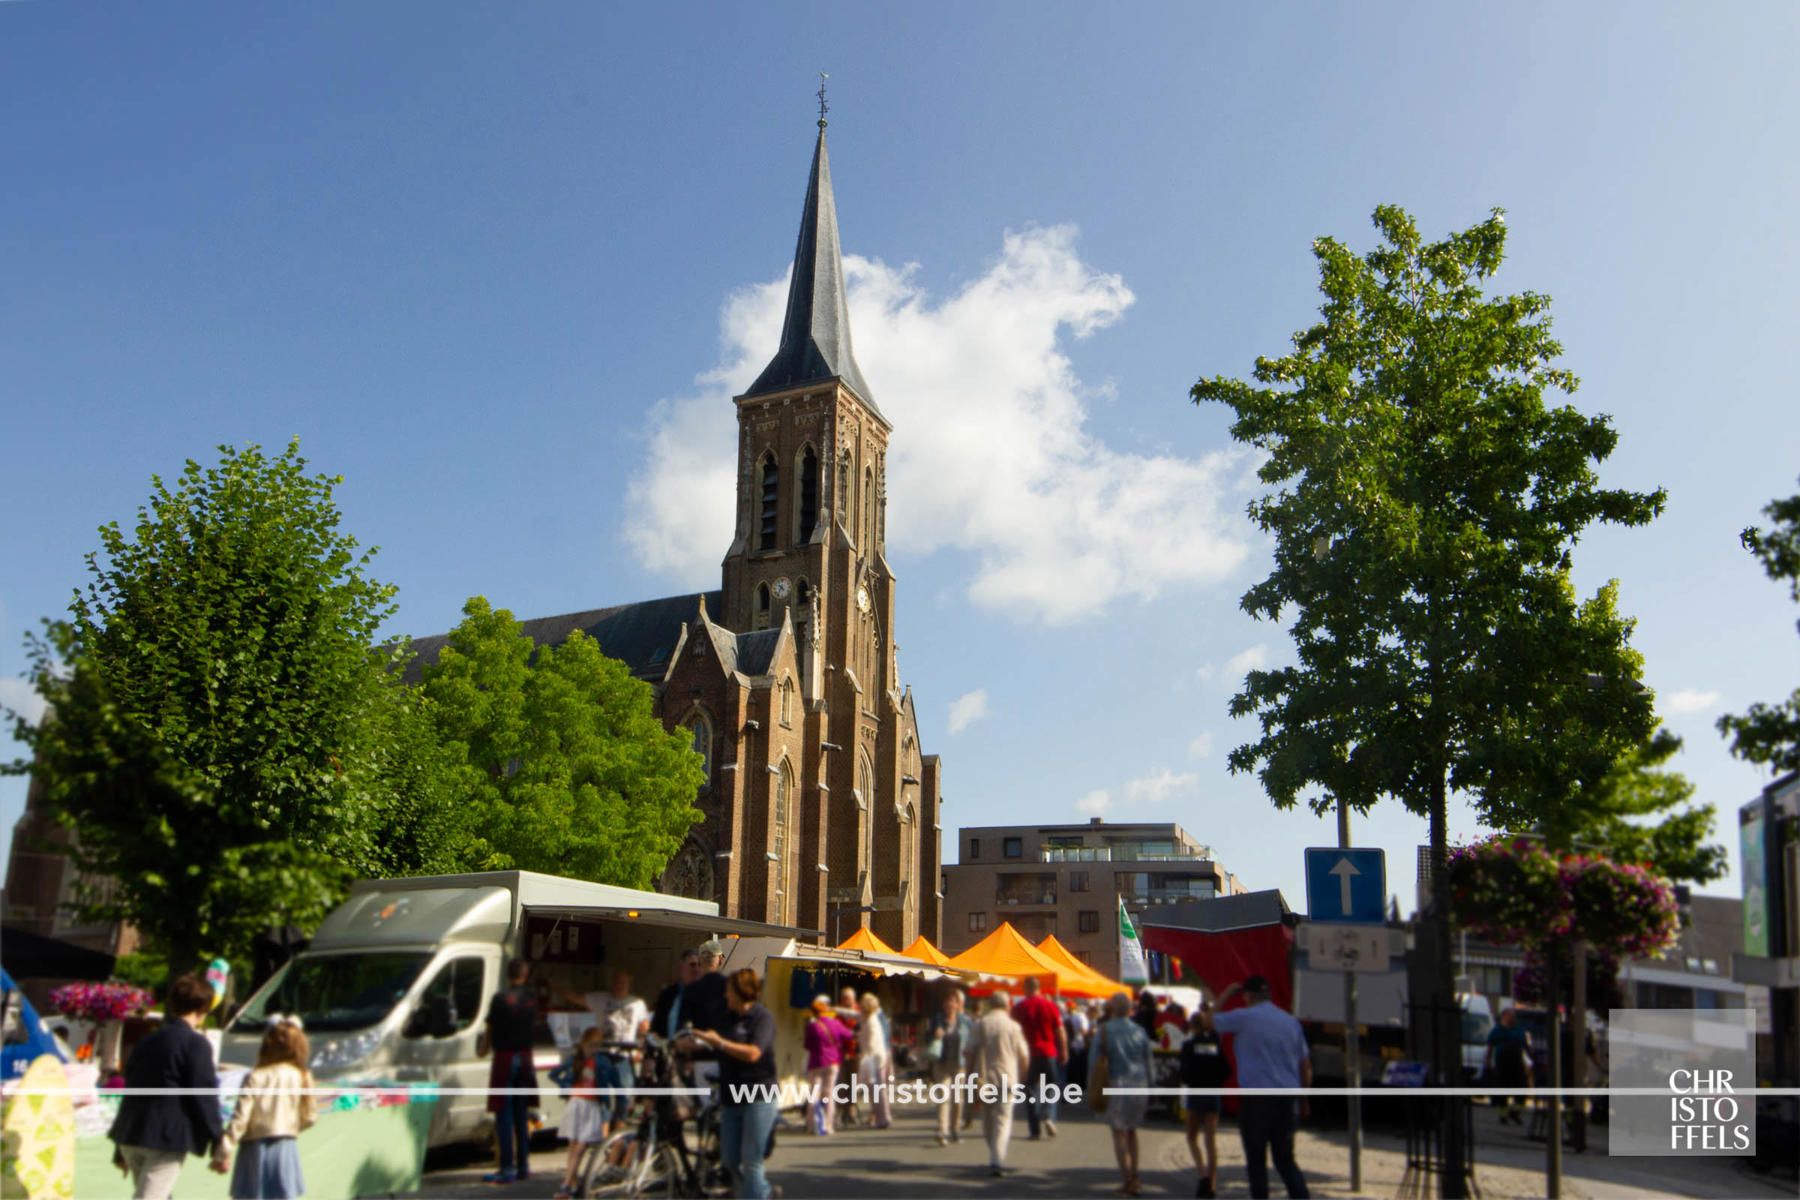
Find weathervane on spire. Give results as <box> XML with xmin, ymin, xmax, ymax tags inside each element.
<box><xmin>817</xmin><ymin>72</ymin><xmax>829</xmax><ymax>129</ymax></box>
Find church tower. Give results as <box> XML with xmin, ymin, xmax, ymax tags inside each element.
<box><xmin>715</xmin><ymin>113</ymin><xmax>938</xmax><ymax>947</ymax></box>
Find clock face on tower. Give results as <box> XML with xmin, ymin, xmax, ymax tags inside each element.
<box><xmin>772</xmin><ymin>577</ymin><xmax>791</xmax><ymax>600</ymax></box>
<box><xmin>856</xmin><ymin>585</ymin><xmax>871</xmax><ymax>613</ymax></box>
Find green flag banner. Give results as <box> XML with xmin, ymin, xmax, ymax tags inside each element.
<box><xmin>1118</xmin><ymin>897</ymin><xmax>1148</xmax><ymax>984</ymax></box>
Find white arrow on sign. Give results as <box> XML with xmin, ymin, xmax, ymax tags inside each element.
<box><xmin>1329</xmin><ymin>856</ymin><xmax>1361</xmax><ymax>913</ymax></box>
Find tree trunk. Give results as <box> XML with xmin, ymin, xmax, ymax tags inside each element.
<box><xmin>166</xmin><ymin>936</ymin><xmax>201</xmax><ymax>993</ymax></box>
<box><xmin>1431</xmin><ymin>766</ymin><xmax>1468</xmax><ymax>1199</ymax></box>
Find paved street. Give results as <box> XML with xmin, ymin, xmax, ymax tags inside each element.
<box><xmin>412</xmin><ymin>1101</ymin><xmax>1794</xmax><ymax>1200</ymax></box>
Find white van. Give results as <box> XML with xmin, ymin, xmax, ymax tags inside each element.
<box><xmin>219</xmin><ymin>870</ymin><xmax>812</xmax><ymax>1147</ymax></box>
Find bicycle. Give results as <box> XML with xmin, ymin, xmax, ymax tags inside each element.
<box><xmin>579</xmin><ymin>1033</ymin><xmax>725</xmax><ymax>1199</ymax></box>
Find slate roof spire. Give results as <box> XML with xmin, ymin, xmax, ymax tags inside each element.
<box><xmin>743</xmin><ymin>111</ymin><xmax>879</xmax><ymax>415</ymax></box>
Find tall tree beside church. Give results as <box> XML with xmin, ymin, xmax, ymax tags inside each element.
<box><xmin>5</xmin><ymin>442</ymin><xmax>457</xmax><ymax>979</ymax></box>
<box><xmin>1191</xmin><ymin>206</ymin><xmax>1664</xmax><ymax>1195</ymax></box>
<box><xmin>1718</xmin><ymin>481</ymin><xmax>1800</xmax><ymax>773</ymax></box>
<box><xmin>420</xmin><ymin>598</ymin><xmax>704</xmax><ymax>887</ymax></box>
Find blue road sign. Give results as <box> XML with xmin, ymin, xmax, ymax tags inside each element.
<box><xmin>1304</xmin><ymin>846</ymin><xmax>1387</xmax><ymax>924</ymax></box>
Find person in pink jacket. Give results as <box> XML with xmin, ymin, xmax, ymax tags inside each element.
<box><xmin>803</xmin><ymin>996</ymin><xmax>854</xmax><ymax>1134</ymax></box>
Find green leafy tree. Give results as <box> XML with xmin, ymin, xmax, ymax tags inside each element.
<box><xmin>1572</xmin><ymin>725</ymin><xmax>1723</xmax><ymax>884</ymax></box>
<box><xmin>1192</xmin><ymin>207</ymin><xmax>1664</xmax><ymax>1190</ymax></box>
<box><xmin>421</xmin><ymin>598</ymin><xmax>704</xmax><ymax>886</ymax></box>
<box><xmin>1718</xmin><ymin>482</ymin><xmax>1800</xmax><ymax>773</ymax></box>
<box><xmin>4</xmin><ymin>442</ymin><xmax>454</xmax><ymax>978</ymax></box>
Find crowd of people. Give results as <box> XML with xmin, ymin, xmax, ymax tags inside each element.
<box><xmin>99</xmin><ymin>951</ymin><xmax>1323</xmax><ymax>1200</ymax></box>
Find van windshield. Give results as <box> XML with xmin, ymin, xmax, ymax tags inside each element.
<box><xmin>232</xmin><ymin>952</ymin><xmax>431</xmax><ymax>1033</ymax></box>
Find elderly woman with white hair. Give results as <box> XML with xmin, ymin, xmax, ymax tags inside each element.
<box><xmin>1091</xmin><ymin>991</ymin><xmax>1155</xmax><ymax>1197</ymax></box>
<box><xmin>856</xmin><ymin>992</ymin><xmax>894</xmax><ymax>1129</ymax></box>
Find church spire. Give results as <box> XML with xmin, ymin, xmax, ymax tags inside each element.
<box><xmin>743</xmin><ymin>109</ymin><xmax>878</xmax><ymax>414</ymax></box>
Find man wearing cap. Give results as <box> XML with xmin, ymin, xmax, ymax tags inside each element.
<box><xmin>680</xmin><ymin>940</ymin><xmax>732</xmax><ymax>1108</ymax></box>
<box><xmin>1208</xmin><ymin>976</ymin><xmax>1310</xmax><ymax>1199</ymax></box>
<box><xmin>685</xmin><ymin>939</ymin><xmax>732</xmax><ymax>1034</ymax></box>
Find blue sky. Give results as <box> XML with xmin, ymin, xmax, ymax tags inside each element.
<box><xmin>4</xmin><ymin>3</ymin><xmax>1798</xmax><ymax>917</ymax></box>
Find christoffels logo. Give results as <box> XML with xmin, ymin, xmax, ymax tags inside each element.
<box><xmin>1610</xmin><ymin>1009</ymin><xmax>1756</xmax><ymax>1157</ymax></box>
<box><xmin>1664</xmin><ymin>1066</ymin><xmax>1750</xmax><ymax>1152</ymax></box>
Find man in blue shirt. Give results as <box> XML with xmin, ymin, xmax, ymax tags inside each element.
<box><xmin>1208</xmin><ymin>976</ymin><xmax>1311</xmax><ymax>1199</ymax></box>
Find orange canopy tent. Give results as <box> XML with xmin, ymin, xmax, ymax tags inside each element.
<box><xmin>946</xmin><ymin>922</ymin><xmax>1114</xmax><ymax>996</ymax></box>
<box><xmin>837</xmin><ymin>927</ymin><xmax>900</xmax><ymax>956</ymax></box>
<box><xmin>901</xmin><ymin>935</ymin><xmax>955</xmax><ymax>966</ymax></box>
<box><xmin>1036</xmin><ymin>934</ymin><xmax>1131</xmax><ymax>998</ymax></box>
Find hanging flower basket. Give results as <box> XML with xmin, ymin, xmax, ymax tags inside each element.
<box><xmin>1448</xmin><ymin>837</ymin><xmax>1679</xmax><ymax>962</ymax></box>
<box><xmin>47</xmin><ymin>982</ymin><xmax>154</xmax><ymax>1024</ymax></box>
<box><xmin>1446</xmin><ymin>837</ymin><xmax>1565</xmax><ymax>944</ymax></box>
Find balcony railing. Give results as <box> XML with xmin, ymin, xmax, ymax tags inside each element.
<box><xmin>1123</xmin><ymin>887</ymin><xmax>1219</xmax><ymax>905</ymax></box>
<box><xmin>996</xmin><ymin>891</ymin><xmax>1057</xmax><ymax>906</ymax></box>
<box><xmin>1040</xmin><ymin>846</ymin><xmax>1215</xmax><ymax>864</ymax></box>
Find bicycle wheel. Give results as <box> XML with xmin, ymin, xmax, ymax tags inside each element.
<box><xmin>580</xmin><ymin>1129</ymin><xmax>638</xmax><ymax>1197</ymax></box>
<box><xmin>625</xmin><ymin>1143</ymin><xmax>683</xmax><ymax>1200</ymax></box>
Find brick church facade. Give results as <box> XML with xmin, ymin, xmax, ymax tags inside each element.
<box><xmin>410</xmin><ymin>121</ymin><xmax>944</xmax><ymax>947</ymax></box>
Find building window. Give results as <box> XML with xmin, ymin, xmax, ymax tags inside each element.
<box><xmin>773</xmin><ymin>760</ymin><xmax>793</xmax><ymax>925</ymax></box>
<box><xmin>968</xmin><ymin>912</ymin><xmax>988</xmax><ymax>933</ymax></box>
<box><xmin>755</xmin><ymin>583</ymin><xmax>771</xmax><ymax>630</ymax></box>
<box><xmin>780</xmin><ymin>678</ymin><xmax>794</xmax><ymax>727</ymax></box>
<box><xmin>1078</xmin><ymin>910</ymin><xmax>1100</xmax><ymax>934</ymax></box>
<box><xmin>1003</xmin><ymin>837</ymin><xmax>1022</xmax><ymax>859</ymax></box>
<box><xmin>797</xmin><ymin>445</ymin><xmax>819</xmax><ymax>542</ymax></box>
<box><xmin>1069</xmin><ymin>870</ymin><xmax>1089</xmax><ymax>893</ymax></box>
<box><xmin>687</xmin><ymin>714</ymin><xmax>712</xmax><ymax>777</ymax></box>
<box><xmin>838</xmin><ymin>446</ymin><xmax>853</xmax><ymax>527</ymax></box>
<box><xmin>862</xmin><ymin>466</ymin><xmax>874</xmax><ymax>547</ymax></box>
<box><xmin>758</xmin><ymin>451</ymin><xmax>779</xmax><ymax>551</ymax></box>
<box><xmin>968</xmin><ymin>838</ymin><xmax>981</xmax><ymax>861</ymax></box>
<box><xmin>1075</xmin><ymin>950</ymin><xmax>1093</xmax><ymax>966</ymax></box>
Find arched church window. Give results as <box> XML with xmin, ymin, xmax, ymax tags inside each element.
<box><xmin>858</xmin><ymin>752</ymin><xmax>876</xmax><ymax>879</ymax></box>
<box><xmin>758</xmin><ymin>451</ymin><xmax>779</xmax><ymax>551</ymax></box>
<box><xmin>780</xmin><ymin>677</ymin><xmax>794</xmax><ymax>727</ymax></box>
<box><xmin>863</xmin><ymin>466</ymin><xmax>874</xmax><ymax>549</ymax></box>
<box><xmin>687</xmin><ymin>713</ymin><xmax>713</xmax><ymax>777</ymax></box>
<box><xmin>902</xmin><ymin>803</ymin><xmax>916</xmax><ymax>888</ymax></box>
<box><xmin>774</xmin><ymin>758</ymin><xmax>794</xmax><ymax>924</ymax></box>
<box><xmin>797</xmin><ymin>445</ymin><xmax>819</xmax><ymax>543</ymax></box>
<box><xmin>755</xmin><ymin>582</ymin><xmax>771</xmax><ymax>630</ymax></box>
<box><xmin>838</xmin><ymin>446</ymin><xmax>853</xmax><ymax>527</ymax></box>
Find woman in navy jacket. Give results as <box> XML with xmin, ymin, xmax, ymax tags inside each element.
<box><xmin>109</xmin><ymin>975</ymin><xmax>224</xmax><ymax>1200</ymax></box>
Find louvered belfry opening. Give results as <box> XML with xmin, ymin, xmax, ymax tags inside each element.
<box><xmin>798</xmin><ymin>445</ymin><xmax>819</xmax><ymax>542</ymax></box>
<box><xmin>759</xmin><ymin>451</ymin><xmax>780</xmax><ymax>550</ymax></box>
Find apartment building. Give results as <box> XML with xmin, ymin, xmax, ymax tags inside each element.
<box><xmin>940</xmin><ymin>818</ymin><xmax>1243</xmax><ymax>980</ymax></box>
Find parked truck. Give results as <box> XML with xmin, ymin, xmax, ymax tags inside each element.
<box><xmin>219</xmin><ymin>870</ymin><xmax>813</xmax><ymax>1148</ymax></box>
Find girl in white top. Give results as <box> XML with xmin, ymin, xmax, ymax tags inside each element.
<box><xmin>212</xmin><ymin>1016</ymin><xmax>318</xmax><ymax>1199</ymax></box>
<box><xmin>855</xmin><ymin>993</ymin><xmax>892</xmax><ymax>1129</ymax></box>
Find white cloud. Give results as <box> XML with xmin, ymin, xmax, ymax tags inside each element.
<box><xmin>1221</xmin><ymin>644</ymin><xmax>1271</xmax><ymax>682</ymax></box>
<box><xmin>1076</xmin><ymin>789</ymin><xmax>1112</xmax><ymax>816</ymax></box>
<box><xmin>1125</xmin><ymin>767</ymin><xmax>1198</xmax><ymax>805</ymax></box>
<box><xmin>1187</xmin><ymin>732</ymin><xmax>1214</xmax><ymax>760</ymax></box>
<box><xmin>624</xmin><ymin>226</ymin><xmax>1251</xmax><ymax>624</ymax></box>
<box><xmin>0</xmin><ymin>677</ymin><xmax>46</xmax><ymax>728</ymax></box>
<box><xmin>946</xmin><ymin>689</ymin><xmax>990</xmax><ymax>735</ymax></box>
<box><xmin>1663</xmin><ymin>689</ymin><xmax>1721</xmax><ymax>717</ymax></box>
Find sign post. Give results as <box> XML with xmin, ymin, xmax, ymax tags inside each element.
<box><xmin>1306</xmin><ymin>838</ymin><xmax>1388</xmax><ymax>1194</ymax></box>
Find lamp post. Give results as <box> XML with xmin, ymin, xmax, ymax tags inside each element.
<box><xmin>832</xmin><ymin>904</ymin><xmax>879</xmax><ymax>946</ymax></box>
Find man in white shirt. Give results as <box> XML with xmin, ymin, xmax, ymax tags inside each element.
<box><xmin>563</xmin><ymin>970</ymin><xmax>649</xmax><ymax>1130</ymax></box>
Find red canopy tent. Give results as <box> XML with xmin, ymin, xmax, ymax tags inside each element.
<box><xmin>1136</xmin><ymin>890</ymin><xmax>1298</xmax><ymax>1012</ymax></box>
